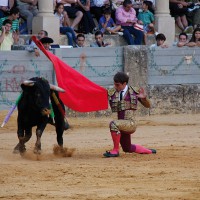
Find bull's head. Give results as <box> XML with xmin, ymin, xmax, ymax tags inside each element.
<box><xmin>22</xmin><ymin>78</ymin><xmax>65</xmax><ymax>116</ymax></box>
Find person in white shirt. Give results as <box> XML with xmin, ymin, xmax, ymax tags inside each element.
<box><xmin>56</xmin><ymin>0</ymin><xmax>83</xmax><ymax>30</ymax></box>
<box><xmin>0</xmin><ymin>0</ymin><xmax>15</xmax><ymax>18</ymax></box>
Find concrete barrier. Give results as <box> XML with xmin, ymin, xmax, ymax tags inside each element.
<box><xmin>0</xmin><ymin>46</ymin><xmax>200</xmax><ymax>116</ymax></box>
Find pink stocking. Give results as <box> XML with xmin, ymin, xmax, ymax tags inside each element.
<box><xmin>110</xmin><ymin>131</ymin><xmax>121</xmax><ymax>154</ymax></box>
<box><xmin>133</xmin><ymin>144</ymin><xmax>152</xmax><ymax>154</ymax></box>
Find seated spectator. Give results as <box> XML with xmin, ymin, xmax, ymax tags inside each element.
<box><xmin>132</xmin><ymin>0</ymin><xmax>143</xmax><ymax>16</ymax></box>
<box><xmin>185</xmin><ymin>25</ymin><xmax>200</xmax><ymax>47</ymax></box>
<box><xmin>174</xmin><ymin>32</ymin><xmax>188</xmax><ymax>47</ymax></box>
<box><xmin>137</xmin><ymin>0</ymin><xmax>156</xmax><ymax>45</ymax></box>
<box><xmin>0</xmin><ymin>19</ymin><xmax>19</xmax><ymax>51</ymax></box>
<box><xmin>16</xmin><ymin>0</ymin><xmax>38</xmax><ymax>34</ymax></box>
<box><xmin>54</xmin><ymin>3</ymin><xmax>76</xmax><ymax>46</ymax></box>
<box><xmin>27</xmin><ymin>30</ymin><xmax>49</xmax><ymax>57</ymax></box>
<box><xmin>40</xmin><ymin>37</ymin><xmax>54</xmax><ymax>51</ymax></box>
<box><xmin>0</xmin><ymin>7</ymin><xmax>20</xmax><ymax>32</ymax></box>
<box><xmin>76</xmin><ymin>0</ymin><xmax>96</xmax><ymax>34</ymax></box>
<box><xmin>187</xmin><ymin>1</ymin><xmax>200</xmax><ymax>29</ymax></box>
<box><xmin>56</xmin><ymin>0</ymin><xmax>83</xmax><ymax>31</ymax></box>
<box><xmin>99</xmin><ymin>8</ymin><xmax>122</xmax><ymax>35</ymax></box>
<box><xmin>146</xmin><ymin>0</ymin><xmax>155</xmax><ymax>14</ymax></box>
<box><xmin>115</xmin><ymin>0</ymin><xmax>144</xmax><ymax>45</ymax></box>
<box><xmin>90</xmin><ymin>30</ymin><xmax>111</xmax><ymax>47</ymax></box>
<box><xmin>75</xmin><ymin>33</ymin><xmax>85</xmax><ymax>47</ymax></box>
<box><xmin>90</xmin><ymin>0</ymin><xmax>111</xmax><ymax>23</ymax></box>
<box><xmin>150</xmin><ymin>33</ymin><xmax>168</xmax><ymax>48</ymax></box>
<box><xmin>0</xmin><ymin>0</ymin><xmax>15</xmax><ymax>18</ymax></box>
<box><xmin>169</xmin><ymin>0</ymin><xmax>193</xmax><ymax>33</ymax></box>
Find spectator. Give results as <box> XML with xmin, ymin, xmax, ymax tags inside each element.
<box><xmin>75</xmin><ymin>33</ymin><xmax>85</xmax><ymax>47</ymax></box>
<box><xmin>16</xmin><ymin>0</ymin><xmax>38</xmax><ymax>34</ymax></box>
<box><xmin>90</xmin><ymin>0</ymin><xmax>111</xmax><ymax>23</ymax></box>
<box><xmin>56</xmin><ymin>0</ymin><xmax>83</xmax><ymax>31</ymax></box>
<box><xmin>115</xmin><ymin>0</ymin><xmax>144</xmax><ymax>45</ymax></box>
<box><xmin>132</xmin><ymin>0</ymin><xmax>143</xmax><ymax>16</ymax></box>
<box><xmin>0</xmin><ymin>19</ymin><xmax>19</xmax><ymax>50</ymax></box>
<box><xmin>76</xmin><ymin>0</ymin><xmax>96</xmax><ymax>34</ymax></box>
<box><xmin>40</xmin><ymin>37</ymin><xmax>54</xmax><ymax>51</ymax></box>
<box><xmin>27</xmin><ymin>30</ymin><xmax>49</xmax><ymax>57</ymax></box>
<box><xmin>186</xmin><ymin>1</ymin><xmax>200</xmax><ymax>29</ymax></box>
<box><xmin>175</xmin><ymin>32</ymin><xmax>189</xmax><ymax>47</ymax></box>
<box><xmin>0</xmin><ymin>7</ymin><xmax>20</xmax><ymax>32</ymax></box>
<box><xmin>137</xmin><ymin>0</ymin><xmax>156</xmax><ymax>44</ymax></box>
<box><xmin>150</xmin><ymin>33</ymin><xmax>169</xmax><ymax>48</ymax></box>
<box><xmin>185</xmin><ymin>25</ymin><xmax>200</xmax><ymax>47</ymax></box>
<box><xmin>99</xmin><ymin>8</ymin><xmax>122</xmax><ymax>35</ymax></box>
<box><xmin>90</xmin><ymin>30</ymin><xmax>111</xmax><ymax>47</ymax></box>
<box><xmin>0</xmin><ymin>0</ymin><xmax>15</xmax><ymax>18</ymax></box>
<box><xmin>54</xmin><ymin>3</ymin><xmax>76</xmax><ymax>46</ymax></box>
<box><xmin>169</xmin><ymin>0</ymin><xmax>193</xmax><ymax>33</ymax></box>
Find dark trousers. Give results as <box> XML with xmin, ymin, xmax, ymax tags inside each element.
<box><xmin>122</xmin><ymin>26</ymin><xmax>144</xmax><ymax>45</ymax></box>
<box><xmin>78</xmin><ymin>8</ymin><xmax>96</xmax><ymax>33</ymax></box>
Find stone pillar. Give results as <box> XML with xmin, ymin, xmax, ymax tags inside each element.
<box><xmin>155</xmin><ymin>0</ymin><xmax>175</xmax><ymax>44</ymax></box>
<box><xmin>32</xmin><ymin>0</ymin><xmax>60</xmax><ymax>44</ymax></box>
<box><xmin>124</xmin><ymin>46</ymin><xmax>149</xmax><ymax>116</ymax></box>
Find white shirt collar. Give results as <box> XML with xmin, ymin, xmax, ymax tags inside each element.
<box><xmin>122</xmin><ymin>85</ymin><xmax>128</xmax><ymax>96</ymax></box>
<box><xmin>119</xmin><ymin>85</ymin><xmax>128</xmax><ymax>100</ymax></box>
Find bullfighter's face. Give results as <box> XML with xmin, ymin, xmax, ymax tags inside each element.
<box><xmin>114</xmin><ymin>82</ymin><xmax>127</xmax><ymax>92</ymax></box>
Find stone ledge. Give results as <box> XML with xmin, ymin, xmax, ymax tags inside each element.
<box><xmin>19</xmin><ymin>33</ymin><xmax>157</xmax><ymax>47</ymax></box>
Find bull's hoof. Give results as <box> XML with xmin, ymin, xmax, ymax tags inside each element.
<box><xmin>19</xmin><ymin>144</ymin><xmax>26</xmax><ymax>153</ymax></box>
<box><xmin>13</xmin><ymin>143</ymin><xmax>26</xmax><ymax>154</ymax></box>
<box><xmin>13</xmin><ymin>143</ymin><xmax>20</xmax><ymax>154</ymax></box>
<box><xmin>33</xmin><ymin>143</ymin><xmax>41</xmax><ymax>154</ymax></box>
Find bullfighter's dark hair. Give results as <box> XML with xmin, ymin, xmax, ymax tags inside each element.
<box><xmin>114</xmin><ymin>72</ymin><xmax>129</xmax><ymax>84</ymax></box>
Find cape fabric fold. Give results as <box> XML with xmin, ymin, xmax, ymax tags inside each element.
<box><xmin>32</xmin><ymin>36</ymin><xmax>108</xmax><ymax>112</ymax></box>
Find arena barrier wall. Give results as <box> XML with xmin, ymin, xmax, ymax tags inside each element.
<box><xmin>0</xmin><ymin>46</ymin><xmax>200</xmax><ymax>115</ymax></box>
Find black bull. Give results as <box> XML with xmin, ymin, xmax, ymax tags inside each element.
<box><xmin>13</xmin><ymin>77</ymin><xmax>69</xmax><ymax>154</ymax></box>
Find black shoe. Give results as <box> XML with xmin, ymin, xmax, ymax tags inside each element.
<box><xmin>149</xmin><ymin>149</ymin><xmax>157</xmax><ymax>154</ymax></box>
<box><xmin>103</xmin><ymin>151</ymin><xmax>119</xmax><ymax>157</ymax></box>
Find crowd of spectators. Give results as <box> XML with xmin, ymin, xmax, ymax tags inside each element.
<box><xmin>0</xmin><ymin>0</ymin><xmax>200</xmax><ymax>50</ymax></box>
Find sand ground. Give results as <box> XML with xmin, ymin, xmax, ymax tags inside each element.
<box><xmin>0</xmin><ymin>111</ymin><xmax>200</xmax><ymax>200</ymax></box>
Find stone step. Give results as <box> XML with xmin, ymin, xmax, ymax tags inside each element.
<box><xmin>18</xmin><ymin>33</ymin><xmax>191</xmax><ymax>47</ymax></box>
<box><xmin>19</xmin><ymin>33</ymin><xmax>156</xmax><ymax>47</ymax></box>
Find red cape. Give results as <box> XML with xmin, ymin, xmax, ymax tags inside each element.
<box><xmin>32</xmin><ymin>36</ymin><xmax>108</xmax><ymax>112</ymax></box>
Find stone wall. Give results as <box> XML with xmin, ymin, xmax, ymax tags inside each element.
<box><xmin>0</xmin><ymin>46</ymin><xmax>200</xmax><ymax>117</ymax></box>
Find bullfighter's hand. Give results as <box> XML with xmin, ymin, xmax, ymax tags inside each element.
<box><xmin>136</xmin><ymin>87</ymin><xmax>147</xmax><ymax>99</ymax></box>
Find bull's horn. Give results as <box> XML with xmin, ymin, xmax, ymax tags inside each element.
<box><xmin>50</xmin><ymin>84</ymin><xmax>65</xmax><ymax>92</ymax></box>
<box><xmin>22</xmin><ymin>80</ymin><xmax>35</xmax><ymax>86</ymax></box>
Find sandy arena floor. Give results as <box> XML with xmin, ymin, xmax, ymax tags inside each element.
<box><xmin>0</xmin><ymin>111</ymin><xmax>200</xmax><ymax>200</ymax></box>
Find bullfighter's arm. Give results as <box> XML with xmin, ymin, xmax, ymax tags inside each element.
<box><xmin>137</xmin><ymin>88</ymin><xmax>151</xmax><ymax>108</ymax></box>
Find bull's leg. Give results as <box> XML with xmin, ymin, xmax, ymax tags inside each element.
<box><xmin>34</xmin><ymin>129</ymin><xmax>42</xmax><ymax>154</ymax></box>
<box><xmin>56</xmin><ymin>125</ymin><xmax>64</xmax><ymax>147</ymax></box>
<box><xmin>13</xmin><ymin>128</ymin><xmax>32</xmax><ymax>154</ymax></box>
